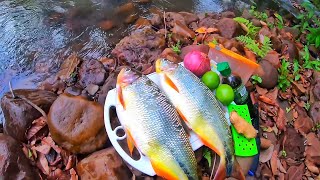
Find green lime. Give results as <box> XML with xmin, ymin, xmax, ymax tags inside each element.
<box><xmin>216</xmin><ymin>84</ymin><xmax>234</xmax><ymax>105</ymax></box>
<box><xmin>201</xmin><ymin>71</ymin><xmax>220</xmax><ymax>90</ymax></box>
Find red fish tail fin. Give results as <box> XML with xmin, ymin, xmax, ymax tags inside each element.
<box><xmin>231</xmin><ymin>158</ymin><xmax>245</xmax><ymax>180</ymax></box>
<box><xmin>213</xmin><ymin>155</ymin><xmax>226</xmax><ymax>180</ymax></box>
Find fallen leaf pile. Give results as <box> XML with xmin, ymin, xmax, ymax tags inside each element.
<box><xmin>22</xmin><ymin>117</ymin><xmax>78</xmax><ymax>179</ymax></box>
<box><xmin>253</xmin><ymin>68</ymin><xmax>320</xmax><ymax>179</ymax></box>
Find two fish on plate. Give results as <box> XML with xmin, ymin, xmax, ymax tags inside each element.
<box><xmin>116</xmin><ymin>59</ymin><xmax>244</xmax><ymax>180</ymax></box>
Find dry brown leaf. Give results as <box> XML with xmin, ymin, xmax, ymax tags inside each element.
<box><xmin>294</xmin><ymin>115</ymin><xmax>314</xmax><ymax>135</ymax></box>
<box><xmin>261</xmin><ymin>138</ymin><xmax>272</xmax><ymax>149</ymax></box>
<box><xmin>260</xmin><ymin>144</ymin><xmax>274</xmax><ymax>163</ymax></box>
<box><xmin>70</xmin><ymin>168</ymin><xmax>78</xmax><ymax>180</ymax></box>
<box><xmin>65</xmin><ymin>155</ymin><xmax>77</xmax><ymax>170</ymax></box>
<box><xmin>271</xmin><ymin>150</ymin><xmax>278</xmax><ymax>176</ymax></box>
<box><xmin>26</xmin><ymin>117</ymin><xmax>47</xmax><ymax>140</ymax></box>
<box><xmin>266</xmin><ymin>87</ymin><xmax>279</xmax><ymax>101</ymax></box>
<box><xmin>277</xmin><ymin>159</ymin><xmax>287</xmax><ymax>173</ymax></box>
<box><xmin>286</xmin><ymin>163</ymin><xmax>304</xmax><ymax>180</ymax></box>
<box><xmin>33</xmin><ymin>144</ymin><xmax>51</xmax><ymax>155</ymax></box>
<box><xmin>305</xmin><ymin>133</ymin><xmax>320</xmax><ymax>174</ymax></box>
<box><xmin>258</xmin><ymin>95</ymin><xmax>276</xmax><ymax>105</ymax></box>
<box><xmin>275</xmin><ymin>108</ymin><xmax>286</xmax><ymax>131</ymax></box>
<box><xmin>37</xmin><ymin>152</ymin><xmax>50</xmax><ymax>175</ymax></box>
<box><xmin>283</xmin><ymin>128</ymin><xmax>305</xmax><ymax>161</ymax></box>
<box><xmin>42</xmin><ymin>136</ymin><xmax>61</xmax><ymax>154</ymax></box>
<box><xmin>293</xmin><ymin>109</ymin><xmax>298</xmax><ymax>119</ymax></box>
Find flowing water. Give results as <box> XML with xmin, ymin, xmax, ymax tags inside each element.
<box><xmin>0</xmin><ymin>0</ymin><xmax>295</xmax><ymax>123</ymax></box>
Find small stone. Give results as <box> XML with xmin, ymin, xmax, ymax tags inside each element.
<box><xmin>76</xmin><ymin>147</ymin><xmax>131</xmax><ymax>179</ymax></box>
<box><xmin>134</xmin><ymin>17</ymin><xmax>151</xmax><ymax>28</ymax></box>
<box><xmin>64</xmin><ymin>86</ymin><xmax>82</xmax><ymax>96</ymax></box>
<box><xmin>86</xmin><ymin>84</ymin><xmax>99</xmax><ymax>95</ymax></box>
<box><xmin>116</xmin><ymin>2</ymin><xmax>135</xmax><ymax>15</ymax></box>
<box><xmin>48</xmin><ymin>93</ymin><xmax>107</xmax><ymax>154</ymax></box>
<box><xmin>160</xmin><ymin>48</ymin><xmax>182</xmax><ymax>63</ymax></box>
<box><xmin>178</xmin><ymin>12</ymin><xmax>199</xmax><ymax>24</ymax></box>
<box><xmin>98</xmin><ymin>20</ymin><xmax>114</xmax><ymax>31</ymax></box>
<box><xmin>99</xmin><ymin>57</ymin><xmax>116</xmax><ymax>71</ymax></box>
<box><xmin>216</xmin><ymin>18</ymin><xmax>240</xmax><ymax>39</ymax></box>
<box><xmin>255</xmin><ymin>60</ymin><xmax>278</xmax><ymax>89</ymax></box>
<box><xmin>0</xmin><ymin>134</ymin><xmax>38</xmax><ymax>179</ymax></box>
<box><xmin>150</xmin><ymin>13</ymin><xmax>162</xmax><ymax>26</ymax></box>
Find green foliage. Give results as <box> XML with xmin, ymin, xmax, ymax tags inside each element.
<box><xmin>274</xmin><ymin>13</ymin><xmax>284</xmax><ymax>29</ymax></box>
<box><xmin>312</xmin><ymin>123</ymin><xmax>320</xmax><ymax>131</ymax></box>
<box><xmin>233</xmin><ymin>17</ymin><xmax>260</xmax><ymax>39</ymax></box>
<box><xmin>278</xmin><ymin>59</ymin><xmax>292</xmax><ymax>91</ymax></box>
<box><xmin>293</xmin><ymin>59</ymin><xmax>301</xmax><ymax>81</ymax></box>
<box><xmin>280</xmin><ymin>150</ymin><xmax>287</xmax><ymax>157</ymax></box>
<box><xmin>301</xmin><ymin>45</ymin><xmax>320</xmax><ymax>71</ymax></box>
<box><xmin>211</xmin><ymin>38</ymin><xmax>218</xmax><ymax>45</ymax></box>
<box><xmin>294</xmin><ymin>2</ymin><xmax>320</xmax><ymax>33</ymax></box>
<box><xmin>203</xmin><ymin>147</ymin><xmax>212</xmax><ymax>167</ymax></box>
<box><xmin>236</xmin><ymin>35</ymin><xmax>272</xmax><ymax>58</ymax></box>
<box><xmin>307</xmin><ymin>28</ymin><xmax>320</xmax><ymax>48</ymax></box>
<box><xmin>251</xmin><ymin>75</ymin><xmax>262</xmax><ymax>84</ymax></box>
<box><xmin>286</xmin><ymin>107</ymin><xmax>292</xmax><ymax>113</ymax></box>
<box><xmin>171</xmin><ymin>41</ymin><xmax>181</xmax><ymax>54</ymax></box>
<box><xmin>304</xmin><ymin>101</ymin><xmax>311</xmax><ymax>111</ymax></box>
<box><xmin>249</xmin><ymin>6</ymin><xmax>268</xmax><ymax>22</ymax></box>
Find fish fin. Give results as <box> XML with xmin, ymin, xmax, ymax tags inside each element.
<box><xmin>125</xmin><ymin>128</ymin><xmax>135</xmax><ymax>156</ymax></box>
<box><xmin>198</xmin><ymin>136</ymin><xmax>221</xmax><ymax>157</ymax></box>
<box><xmin>149</xmin><ymin>156</ymin><xmax>182</xmax><ymax>180</ymax></box>
<box><xmin>176</xmin><ymin>108</ymin><xmax>188</xmax><ymax>123</ymax></box>
<box><xmin>230</xmin><ymin>158</ymin><xmax>245</xmax><ymax>180</ymax></box>
<box><xmin>164</xmin><ymin>74</ymin><xmax>179</xmax><ymax>93</ymax></box>
<box><xmin>213</xmin><ymin>156</ymin><xmax>227</xmax><ymax>180</ymax></box>
<box><xmin>117</xmin><ymin>86</ymin><xmax>126</xmax><ymax>110</ymax></box>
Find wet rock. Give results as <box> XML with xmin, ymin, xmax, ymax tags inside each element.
<box><xmin>150</xmin><ymin>13</ymin><xmax>162</xmax><ymax>26</ymax></box>
<box><xmin>189</xmin><ymin>22</ymin><xmax>198</xmax><ymax>31</ymax></box>
<box><xmin>99</xmin><ymin>57</ymin><xmax>116</xmax><ymax>72</ymax></box>
<box><xmin>221</xmin><ymin>11</ymin><xmax>236</xmax><ymax>18</ymax></box>
<box><xmin>135</xmin><ymin>0</ymin><xmax>151</xmax><ymax>3</ymax></box>
<box><xmin>271</xmin><ymin>36</ymin><xmax>282</xmax><ymax>52</ymax></box>
<box><xmin>134</xmin><ymin>17</ymin><xmax>151</xmax><ymax>28</ymax></box>
<box><xmin>39</xmin><ymin>76</ymin><xmax>66</xmax><ymax>94</ymax></box>
<box><xmin>281</xmin><ymin>40</ymin><xmax>299</xmax><ymax>61</ymax></box>
<box><xmin>216</xmin><ymin>18</ymin><xmax>239</xmax><ymax>39</ymax></box>
<box><xmin>263</xmin><ymin>50</ymin><xmax>280</xmax><ymax>68</ymax></box>
<box><xmin>116</xmin><ymin>2</ymin><xmax>136</xmax><ymax>15</ymax></box>
<box><xmin>76</xmin><ymin>147</ymin><xmax>131</xmax><ymax>179</ymax></box>
<box><xmin>98</xmin><ymin>20</ymin><xmax>114</xmax><ymax>31</ymax></box>
<box><xmin>0</xmin><ymin>133</ymin><xmax>38</xmax><ymax>179</ymax></box>
<box><xmin>79</xmin><ymin>60</ymin><xmax>107</xmax><ymax>88</ymax></box>
<box><xmin>64</xmin><ymin>86</ymin><xmax>82</xmax><ymax>96</ymax></box>
<box><xmin>112</xmin><ymin>27</ymin><xmax>165</xmax><ymax>66</ymax></box>
<box><xmin>160</xmin><ymin>48</ymin><xmax>182</xmax><ymax>63</ymax></box>
<box><xmin>198</xmin><ymin>16</ymin><xmax>218</xmax><ymax>28</ymax></box>
<box><xmin>1</xmin><ymin>89</ymin><xmax>57</xmax><ymax>142</ymax></box>
<box><xmin>85</xmin><ymin>84</ymin><xmax>99</xmax><ymax>96</ymax></box>
<box><xmin>178</xmin><ymin>12</ymin><xmax>199</xmax><ymax>24</ymax></box>
<box><xmin>171</xmin><ymin>21</ymin><xmax>195</xmax><ymax>39</ymax></box>
<box><xmin>48</xmin><ymin>93</ymin><xmax>107</xmax><ymax>154</ymax></box>
<box><xmin>98</xmin><ymin>72</ymin><xmax>117</xmax><ymax>106</ymax></box>
<box><xmin>255</xmin><ymin>60</ymin><xmax>278</xmax><ymax>89</ymax></box>
<box><xmin>165</xmin><ymin>12</ymin><xmax>186</xmax><ymax>27</ymax></box>
<box><xmin>125</xmin><ymin>13</ymin><xmax>139</xmax><ymax>24</ymax></box>
<box><xmin>310</xmin><ymin>102</ymin><xmax>320</xmax><ymax>124</ymax></box>
<box><xmin>241</xmin><ymin>9</ymin><xmax>253</xmax><ymax>19</ymax></box>
<box><xmin>180</xmin><ymin>45</ymin><xmax>209</xmax><ymax>59</ymax></box>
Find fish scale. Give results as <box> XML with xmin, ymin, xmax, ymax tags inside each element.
<box><xmin>117</xmin><ymin>69</ymin><xmax>198</xmax><ymax>180</ymax></box>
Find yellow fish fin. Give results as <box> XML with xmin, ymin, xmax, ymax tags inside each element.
<box><xmin>164</xmin><ymin>74</ymin><xmax>179</xmax><ymax>93</ymax></box>
<box><xmin>125</xmin><ymin>128</ymin><xmax>136</xmax><ymax>156</ymax></box>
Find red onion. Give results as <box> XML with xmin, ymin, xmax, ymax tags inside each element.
<box><xmin>184</xmin><ymin>50</ymin><xmax>211</xmax><ymax>76</ymax></box>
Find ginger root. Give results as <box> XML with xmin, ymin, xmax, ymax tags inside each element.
<box><xmin>230</xmin><ymin>111</ymin><xmax>257</xmax><ymax>139</ymax></box>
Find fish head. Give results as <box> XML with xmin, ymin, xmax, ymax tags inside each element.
<box><xmin>117</xmin><ymin>67</ymin><xmax>141</xmax><ymax>88</ymax></box>
<box><xmin>155</xmin><ymin>58</ymin><xmax>179</xmax><ymax>75</ymax></box>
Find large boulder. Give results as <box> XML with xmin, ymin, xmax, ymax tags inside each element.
<box><xmin>111</xmin><ymin>27</ymin><xmax>165</xmax><ymax>67</ymax></box>
<box><xmin>1</xmin><ymin>89</ymin><xmax>57</xmax><ymax>142</ymax></box>
<box><xmin>48</xmin><ymin>93</ymin><xmax>107</xmax><ymax>154</ymax></box>
<box><xmin>76</xmin><ymin>147</ymin><xmax>131</xmax><ymax>179</ymax></box>
<box><xmin>0</xmin><ymin>133</ymin><xmax>38</xmax><ymax>179</ymax></box>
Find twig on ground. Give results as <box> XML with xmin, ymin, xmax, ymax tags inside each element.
<box><xmin>9</xmin><ymin>81</ymin><xmax>15</xmax><ymax>99</ymax></box>
<box><xmin>163</xmin><ymin>11</ymin><xmax>167</xmax><ymax>39</ymax></box>
<box><xmin>210</xmin><ymin>152</ymin><xmax>217</xmax><ymax>180</ymax></box>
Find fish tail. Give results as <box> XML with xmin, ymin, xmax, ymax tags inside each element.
<box><xmin>213</xmin><ymin>155</ymin><xmax>245</xmax><ymax>180</ymax></box>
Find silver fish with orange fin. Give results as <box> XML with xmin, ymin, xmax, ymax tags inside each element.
<box><xmin>116</xmin><ymin>67</ymin><xmax>198</xmax><ymax>180</ymax></box>
<box><xmin>155</xmin><ymin>59</ymin><xmax>245</xmax><ymax>180</ymax></box>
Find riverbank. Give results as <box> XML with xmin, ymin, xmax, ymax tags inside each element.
<box><xmin>1</xmin><ymin>3</ymin><xmax>320</xmax><ymax>179</ymax></box>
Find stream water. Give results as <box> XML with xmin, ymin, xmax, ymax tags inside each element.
<box><xmin>0</xmin><ymin>0</ymin><xmax>296</xmax><ymax>123</ymax></box>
